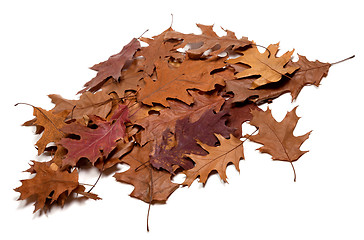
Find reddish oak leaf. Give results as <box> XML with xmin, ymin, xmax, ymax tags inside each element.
<box><xmin>79</xmin><ymin>38</ymin><xmax>140</xmax><ymax>93</ymax></box>
<box><xmin>114</xmin><ymin>143</ymin><xmax>179</xmax><ymax>203</ymax></box>
<box><xmin>59</xmin><ymin>104</ymin><xmax>129</xmax><ymax>167</ymax></box>
<box><xmin>247</xmin><ymin>107</ymin><xmax>311</xmax><ymax>181</ymax></box>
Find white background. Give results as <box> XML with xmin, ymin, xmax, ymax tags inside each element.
<box><xmin>1</xmin><ymin>0</ymin><xmax>363</xmax><ymax>239</ymax></box>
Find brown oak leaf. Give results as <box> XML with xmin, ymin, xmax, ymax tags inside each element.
<box><xmin>14</xmin><ymin>161</ymin><xmax>99</xmax><ymax>213</ymax></box>
<box><xmin>227</xmin><ymin>43</ymin><xmax>298</xmax><ymax>89</ymax></box>
<box><xmin>138</xmin><ymin>27</ymin><xmax>183</xmax><ymax>76</ymax></box>
<box><xmin>247</xmin><ymin>107</ymin><xmax>311</xmax><ymax>181</ymax></box>
<box><xmin>26</xmin><ymin>107</ymin><xmax>69</xmax><ymax>155</ymax></box>
<box><xmin>226</xmin><ymin>55</ymin><xmax>331</xmax><ymax>104</ymax></box>
<box><xmin>114</xmin><ymin>143</ymin><xmax>179</xmax><ymax>203</ymax></box>
<box><xmin>183</xmin><ymin>134</ymin><xmax>244</xmax><ymax>186</ymax></box>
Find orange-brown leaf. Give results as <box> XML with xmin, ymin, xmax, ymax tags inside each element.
<box><xmin>183</xmin><ymin>134</ymin><xmax>244</xmax><ymax>186</ymax></box>
<box><xmin>15</xmin><ymin>161</ymin><xmax>80</xmax><ymax>212</ymax></box>
<box><xmin>30</xmin><ymin>107</ymin><xmax>68</xmax><ymax>155</ymax></box>
<box><xmin>227</xmin><ymin>43</ymin><xmax>298</xmax><ymax>89</ymax></box>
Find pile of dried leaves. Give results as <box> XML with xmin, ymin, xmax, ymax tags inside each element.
<box><xmin>15</xmin><ymin>23</ymin><xmax>353</xmax><ymax>229</ymax></box>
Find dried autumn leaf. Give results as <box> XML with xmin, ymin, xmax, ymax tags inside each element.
<box><xmin>138</xmin><ymin>57</ymin><xmax>226</xmax><ymax>106</ymax></box>
<box><xmin>79</xmin><ymin>38</ymin><xmax>140</xmax><ymax>93</ymax></box>
<box><xmin>138</xmin><ymin>27</ymin><xmax>183</xmax><ymax>75</ymax></box>
<box><xmin>49</xmin><ymin>91</ymin><xmax>113</xmax><ymax>120</ymax></box>
<box><xmin>226</xmin><ymin>54</ymin><xmax>331</xmax><ymax>104</ymax></box>
<box><xmin>183</xmin><ymin>134</ymin><xmax>244</xmax><ymax>186</ymax></box>
<box><xmin>114</xmin><ymin>143</ymin><xmax>179</xmax><ymax>203</ymax></box>
<box><xmin>285</xmin><ymin>54</ymin><xmax>331</xmax><ymax>99</ymax></box>
<box><xmin>14</xmin><ymin>161</ymin><xmax>98</xmax><ymax>212</ymax></box>
<box><xmin>165</xmin><ymin>24</ymin><xmax>251</xmax><ymax>59</ymax></box>
<box><xmin>247</xmin><ymin>107</ymin><xmax>311</xmax><ymax>181</ymax></box>
<box><xmin>227</xmin><ymin>43</ymin><xmax>298</xmax><ymax>89</ymax></box>
<box><xmin>26</xmin><ymin>106</ymin><xmax>68</xmax><ymax>155</ymax></box>
<box><xmin>59</xmin><ymin>104</ymin><xmax>129</xmax><ymax>167</ymax></box>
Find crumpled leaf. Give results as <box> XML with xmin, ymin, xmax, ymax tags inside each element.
<box><xmin>227</xmin><ymin>43</ymin><xmax>298</xmax><ymax>89</ymax></box>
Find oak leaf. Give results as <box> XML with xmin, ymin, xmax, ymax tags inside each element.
<box><xmin>28</xmin><ymin>107</ymin><xmax>69</xmax><ymax>155</ymax></box>
<box><xmin>247</xmin><ymin>107</ymin><xmax>311</xmax><ymax>181</ymax></box>
<box><xmin>183</xmin><ymin>134</ymin><xmax>244</xmax><ymax>186</ymax></box>
<box><xmin>15</xmin><ymin>161</ymin><xmax>98</xmax><ymax>212</ymax></box>
<box><xmin>227</xmin><ymin>43</ymin><xmax>298</xmax><ymax>89</ymax></box>
<box><xmin>114</xmin><ymin>143</ymin><xmax>179</xmax><ymax>203</ymax></box>
<box><xmin>59</xmin><ymin>104</ymin><xmax>129</xmax><ymax>167</ymax></box>
<box><xmin>138</xmin><ymin>27</ymin><xmax>183</xmax><ymax>75</ymax></box>
<box><xmin>79</xmin><ymin>38</ymin><xmax>140</xmax><ymax>93</ymax></box>
<box><xmin>226</xmin><ymin>55</ymin><xmax>331</xmax><ymax>104</ymax></box>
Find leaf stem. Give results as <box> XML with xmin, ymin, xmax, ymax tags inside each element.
<box><xmin>331</xmin><ymin>55</ymin><xmax>355</xmax><ymax>66</ymax></box>
<box><xmin>147</xmin><ymin>165</ymin><xmax>153</xmax><ymax>232</ymax></box>
<box><xmin>87</xmin><ymin>167</ymin><xmax>103</xmax><ymax>193</ymax></box>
